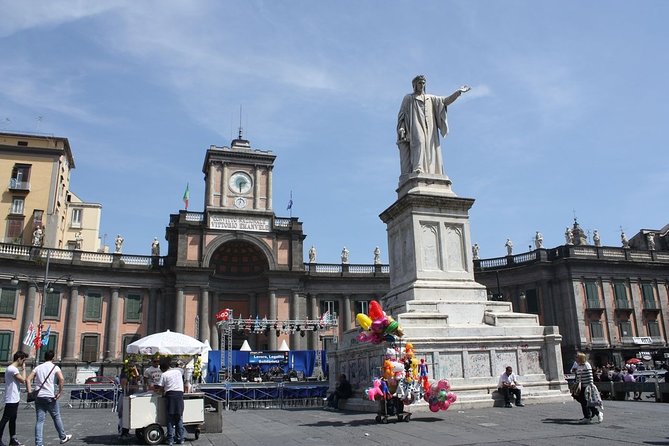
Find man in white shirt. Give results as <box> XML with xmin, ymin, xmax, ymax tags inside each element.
<box><xmin>0</xmin><ymin>351</ymin><xmax>28</xmax><ymax>446</ymax></box>
<box><xmin>26</xmin><ymin>351</ymin><xmax>72</xmax><ymax>446</ymax></box>
<box><xmin>155</xmin><ymin>359</ymin><xmax>185</xmax><ymax>445</ymax></box>
<box><xmin>497</xmin><ymin>366</ymin><xmax>524</xmax><ymax>408</ymax></box>
<box><xmin>143</xmin><ymin>358</ymin><xmax>163</xmax><ymax>391</ymax></box>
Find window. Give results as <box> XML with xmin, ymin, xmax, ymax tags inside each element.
<box><xmin>525</xmin><ymin>289</ymin><xmax>539</xmax><ymax>314</ymax></box>
<box><xmin>84</xmin><ymin>293</ymin><xmax>102</xmax><ymax>321</ymax></box>
<box><xmin>0</xmin><ymin>288</ymin><xmax>17</xmax><ymax>315</ymax></box>
<box><xmin>590</xmin><ymin>321</ymin><xmax>604</xmax><ymax>339</ymax></box>
<box><xmin>0</xmin><ymin>332</ymin><xmax>11</xmax><ymax>362</ymax></box>
<box><xmin>5</xmin><ymin>217</ymin><xmax>24</xmax><ymax>241</ymax></box>
<box><xmin>619</xmin><ymin>320</ymin><xmax>633</xmax><ymax>338</ymax></box>
<box><xmin>32</xmin><ymin>210</ymin><xmax>43</xmax><ymax>229</ymax></box>
<box><xmin>122</xmin><ymin>334</ymin><xmax>141</xmax><ymax>356</ymax></box>
<box><xmin>320</xmin><ymin>300</ymin><xmax>339</xmax><ymax>318</ymax></box>
<box><xmin>81</xmin><ymin>334</ymin><xmax>99</xmax><ymax>362</ymax></box>
<box><xmin>614</xmin><ymin>282</ymin><xmax>629</xmax><ymax>309</ymax></box>
<box><xmin>39</xmin><ymin>332</ymin><xmax>58</xmax><ymax>362</ymax></box>
<box><xmin>355</xmin><ymin>300</ymin><xmax>369</xmax><ymax>316</ymax></box>
<box><xmin>585</xmin><ymin>281</ymin><xmax>599</xmax><ymax>308</ymax></box>
<box><xmin>43</xmin><ymin>291</ymin><xmax>61</xmax><ymax>319</ymax></box>
<box><xmin>648</xmin><ymin>320</ymin><xmax>661</xmax><ymax>337</ymax></box>
<box><xmin>70</xmin><ymin>208</ymin><xmax>82</xmax><ymax>228</ymax></box>
<box><xmin>642</xmin><ymin>284</ymin><xmax>656</xmax><ymax>309</ymax></box>
<box><xmin>10</xmin><ymin>197</ymin><xmax>24</xmax><ymax>215</ymax></box>
<box><xmin>125</xmin><ymin>294</ymin><xmax>142</xmax><ymax>322</ymax></box>
<box><xmin>10</xmin><ymin>164</ymin><xmax>31</xmax><ymax>189</ymax></box>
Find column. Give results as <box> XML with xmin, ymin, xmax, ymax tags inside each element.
<box><xmin>222</xmin><ymin>164</ymin><xmax>228</xmax><ymax>207</ymax></box>
<box><xmin>175</xmin><ymin>287</ymin><xmax>185</xmax><ymax>333</ymax></box>
<box><xmin>253</xmin><ymin>166</ymin><xmax>260</xmax><ymax>210</ymax></box>
<box><xmin>20</xmin><ymin>284</ymin><xmax>37</xmax><ymax>346</ymax></box>
<box><xmin>308</xmin><ymin>294</ymin><xmax>318</xmax><ymax>350</ymax></box>
<box><xmin>267</xmin><ymin>167</ymin><xmax>273</xmax><ymax>210</ymax></box>
<box><xmin>209</xmin><ymin>292</ymin><xmax>218</xmax><ymax>349</ymax></box>
<box><xmin>249</xmin><ymin>292</ymin><xmax>258</xmax><ymax>349</ymax></box>
<box><xmin>105</xmin><ymin>288</ymin><xmax>120</xmax><ymax>360</ymax></box>
<box><xmin>155</xmin><ymin>289</ymin><xmax>165</xmax><ymax>332</ymax></box>
<box><xmin>268</xmin><ymin>290</ymin><xmax>277</xmax><ymax>350</ymax></box>
<box><xmin>147</xmin><ymin>288</ymin><xmax>158</xmax><ymax>334</ymax></box>
<box><xmin>64</xmin><ymin>286</ymin><xmax>79</xmax><ymax>360</ymax></box>
<box><xmin>343</xmin><ymin>294</ymin><xmax>352</xmax><ymax>331</ymax></box>
<box><xmin>199</xmin><ymin>287</ymin><xmax>210</xmax><ymax>342</ymax></box>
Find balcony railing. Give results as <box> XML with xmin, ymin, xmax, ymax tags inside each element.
<box><xmin>8</xmin><ymin>178</ymin><xmax>30</xmax><ymax>191</ymax></box>
<box><xmin>615</xmin><ymin>299</ymin><xmax>632</xmax><ymax>310</ymax></box>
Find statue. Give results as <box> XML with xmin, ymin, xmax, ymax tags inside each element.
<box><xmin>621</xmin><ymin>230</ymin><xmax>630</xmax><ymax>249</ymax></box>
<box><xmin>151</xmin><ymin>237</ymin><xmax>160</xmax><ymax>256</ymax></box>
<box><xmin>505</xmin><ymin>238</ymin><xmax>513</xmax><ymax>256</ymax></box>
<box><xmin>472</xmin><ymin>243</ymin><xmax>480</xmax><ymax>260</ymax></box>
<box><xmin>534</xmin><ymin>231</ymin><xmax>544</xmax><ymax>249</ymax></box>
<box><xmin>32</xmin><ymin>226</ymin><xmax>43</xmax><ymax>246</ymax></box>
<box><xmin>308</xmin><ymin>245</ymin><xmax>316</xmax><ymax>263</ymax></box>
<box><xmin>74</xmin><ymin>232</ymin><xmax>83</xmax><ymax>250</ymax></box>
<box><xmin>565</xmin><ymin>227</ymin><xmax>574</xmax><ymax>245</ymax></box>
<box><xmin>396</xmin><ymin>75</ymin><xmax>470</xmax><ymax>175</ymax></box>
<box><xmin>373</xmin><ymin>246</ymin><xmax>381</xmax><ymax>265</ymax></box>
<box><xmin>115</xmin><ymin>234</ymin><xmax>124</xmax><ymax>253</ymax></box>
<box><xmin>647</xmin><ymin>233</ymin><xmax>656</xmax><ymax>250</ymax></box>
<box><xmin>341</xmin><ymin>247</ymin><xmax>349</xmax><ymax>264</ymax></box>
<box><xmin>593</xmin><ymin>230</ymin><xmax>601</xmax><ymax>247</ymax></box>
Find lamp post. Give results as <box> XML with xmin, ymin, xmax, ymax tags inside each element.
<box><xmin>11</xmin><ymin>249</ymin><xmax>73</xmax><ymax>365</ymax></box>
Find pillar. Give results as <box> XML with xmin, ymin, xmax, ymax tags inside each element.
<box><xmin>20</xmin><ymin>284</ymin><xmax>37</xmax><ymax>347</ymax></box>
<box><xmin>308</xmin><ymin>294</ymin><xmax>318</xmax><ymax>350</ymax></box>
<box><xmin>147</xmin><ymin>288</ymin><xmax>158</xmax><ymax>334</ymax></box>
<box><xmin>343</xmin><ymin>294</ymin><xmax>352</xmax><ymax>331</ymax></box>
<box><xmin>199</xmin><ymin>287</ymin><xmax>210</xmax><ymax>342</ymax></box>
<box><xmin>249</xmin><ymin>292</ymin><xmax>258</xmax><ymax>349</ymax></box>
<box><xmin>209</xmin><ymin>292</ymin><xmax>218</xmax><ymax>349</ymax></box>
<box><xmin>63</xmin><ymin>286</ymin><xmax>79</xmax><ymax>360</ymax></box>
<box><xmin>105</xmin><ymin>288</ymin><xmax>120</xmax><ymax>360</ymax></box>
<box><xmin>268</xmin><ymin>290</ymin><xmax>277</xmax><ymax>350</ymax></box>
<box><xmin>175</xmin><ymin>287</ymin><xmax>185</xmax><ymax>333</ymax></box>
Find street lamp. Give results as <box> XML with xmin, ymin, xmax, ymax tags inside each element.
<box><xmin>11</xmin><ymin>249</ymin><xmax>73</xmax><ymax>365</ymax></box>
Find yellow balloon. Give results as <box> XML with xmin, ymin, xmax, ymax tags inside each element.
<box><xmin>356</xmin><ymin>313</ymin><xmax>372</xmax><ymax>330</ymax></box>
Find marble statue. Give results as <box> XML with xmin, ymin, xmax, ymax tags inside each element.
<box><xmin>341</xmin><ymin>247</ymin><xmax>349</xmax><ymax>264</ymax></box>
<box><xmin>534</xmin><ymin>231</ymin><xmax>544</xmax><ymax>249</ymax></box>
<box><xmin>115</xmin><ymin>234</ymin><xmax>124</xmax><ymax>253</ymax></box>
<box><xmin>32</xmin><ymin>226</ymin><xmax>43</xmax><ymax>246</ymax></box>
<box><xmin>308</xmin><ymin>245</ymin><xmax>316</xmax><ymax>263</ymax></box>
<box><xmin>151</xmin><ymin>237</ymin><xmax>160</xmax><ymax>256</ymax></box>
<box><xmin>472</xmin><ymin>243</ymin><xmax>480</xmax><ymax>260</ymax></box>
<box><xmin>505</xmin><ymin>238</ymin><xmax>513</xmax><ymax>256</ymax></box>
<box><xmin>647</xmin><ymin>233</ymin><xmax>656</xmax><ymax>250</ymax></box>
<box><xmin>396</xmin><ymin>75</ymin><xmax>470</xmax><ymax>175</ymax></box>
<box><xmin>621</xmin><ymin>230</ymin><xmax>630</xmax><ymax>248</ymax></box>
<box><xmin>373</xmin><ymin>246</ymin><xmax>381</xmax><ymax>265</ymax></box>
<box><xmin>74</xmin><ymin>232</ymin><xmax>83</xmax><ymax>250</ymax></box>
<box><xmin>565</xmin><ymin>227</ymin><xmax>574</xmax><ymax>245</ymax></box>
<box><xmin>593</xmin><ymin>230</ymin><xmax>601</xmax><ymax>247</ymax></box>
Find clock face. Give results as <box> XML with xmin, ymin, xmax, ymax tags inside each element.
<box><xmin>229</xmin><ymin>171</ymin><xmax>252</xmax><ymax>194</ymax></box>
<box><xmin>234</xmin><ymin>196</ymin><xmax>247</xmax><ymax>209</ymax></box>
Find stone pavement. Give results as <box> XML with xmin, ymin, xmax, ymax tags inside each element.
<box><xmin>7</xmin><ymin>399</ymin><xmax>669</xmax><ymax>446</ymax></box>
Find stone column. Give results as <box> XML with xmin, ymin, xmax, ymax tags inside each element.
<box><xmin>249</xmin><ymin>292</ymin><xmax>258</xmax><ymax>349</ymax></box>
<box><xmin>199</xmin><ymin>287</ymin><xmax>210</xmax><ymax>342</ymax></box>
<box><xmin>64</xmin><ymin>286</ymin><xmax>79</xmax><ymax>360</ymax></box>
<box><xmin>253</xmin><ymin>166</ymin><xmax>260</xmax><ymax>210</ymax></box>
<box><xmin>343</xmin><ymin>294</ymin><xmax>352</xmax><ymax>331</ymax></box>
<box><xmin>308</xmin><ymin>294</ymin><xmax>318</xmax><ymax>350</ymax></box>
<box><xmin>267</xmin><ymin>167</ymin><xmax>273</xmax><ymax>210</ymax></box>
<box><xmin>105</xmin><ymin>288</ymin><xmax>120</xmax><ymax>360</ymax></box>
<box><xmin>222</xmin><ymin>164</ymin><xmax>228</xmax><ymax>207</ymax></box>
<box><xmin>209</xmin><ymin>292</ymin><xmax>218</xmax><ymax>349</ymax></box>
<box><xmin>147</xmin><ymin>288</ymin><xmax>158</xmax><ymax>334</ymax></box>
<box><xmin>20</xmin><ymin>284</ymin><xmax>37</xmax><ymax>345</ymax></box>
<box><xmin>155</xmin><ymin>289</ymin><xmax>165</xmax><ymax>333</ymax></box>
<box><xmin>175</xmin><ymin>287</ymin><xmax>185</xmax><ymax>333</ymax></box>
<box><xmin>268</xmin><ymin>290</ymin><xmax>277</xmax><ymax>350</ymax></box>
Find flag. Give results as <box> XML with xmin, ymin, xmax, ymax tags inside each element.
<box><xmin>42</xmin><ymin>325</ymin><xmax>52</xmax><ymax>346</ymax></box>
<box><xmin>182</xmin><ymin>183</ymin><xmax>190</xmax><ymax>210</ymax></box>
<box><xmin>23</xmin><ymin>321</ymin><xmax>35</xmax><ymax>347</ymax></box>
<box><xmin>287</xmin><ymin>190</ymin><xmax>293</xmax><ymax>210</ymax></box>
<box><xmin>33</xmin><ymin>324</ymin><xmax>42</xmax><ymax>349</ymax></box>
<box><xmin>319</xmin><ymin>310</ymin><xmax>330</xmax><ymax>327</ymax></box>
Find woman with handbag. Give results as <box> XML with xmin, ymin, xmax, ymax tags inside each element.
<box><xmin>26</xmin><ymin>351</ymin><xmax>72</xmax><ymax>446</ymax></box>
<box><xmin>573</xmin><ymin>352</ymin><xmax>603</xmax><ymax>424</ymax></box>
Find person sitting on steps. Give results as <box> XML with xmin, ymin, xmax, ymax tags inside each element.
<box><xmin>498</xmin><ymin>366</ymin><xmax>524</xmax><ymax>408</ymax></box>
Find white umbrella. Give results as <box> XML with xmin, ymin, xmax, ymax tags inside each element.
<box><xmin>126</xmin><ymin>330</ymin><xmax>207</xmax><ymax>355</ymax></box>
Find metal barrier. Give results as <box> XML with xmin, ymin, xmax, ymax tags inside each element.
<box><xmin>200</xmin><ymin>382</ymin><xmax>328</xmax><ymax>410</ymax></box>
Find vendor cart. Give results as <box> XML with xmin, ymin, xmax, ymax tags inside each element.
<box><xmin>375</xmin><ymin>396</ymin><xmax>411</xmax><ymax>424</ymax></box>
<box><xmin>122</xmin><ymin>392</ymin><xmax>204</xmax><ymax>445</ymax></box>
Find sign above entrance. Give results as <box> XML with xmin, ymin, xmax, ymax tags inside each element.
<box><xmin>633</xmin><ymin>337</ymin><xmax>653</xmax><ymax>345</ymax></box>
<box><xmin>209</xmin><ymin>214</ymin><xmax>271</xmax><ymax>232</ymax></box>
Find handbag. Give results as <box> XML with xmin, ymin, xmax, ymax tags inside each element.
<box><xmin>27</xmin><ymin>364</ymin><xmax>57</xmax><ymax>402</ymax></box>
<box><xmin>569</xmin><ymin>381</ymin><xmax>581</xmax><ymax>396</ymax></box>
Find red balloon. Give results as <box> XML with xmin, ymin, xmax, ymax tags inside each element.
<box><xmin>429</xmin><ymin>402</ymin><xmax>440</xmax><ymax>412</ymax></box>
<box><xmin>368</xmin><ymin>300</ymin><xmax>384</xmax><ymax>320</ymax></box>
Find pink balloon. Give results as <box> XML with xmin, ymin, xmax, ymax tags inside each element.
<box><xmin>429</xmin><ymin>402</ymin><xmax>440</xmax><ymax>412</ymax></box>
<box><xmin>423</xmin><ymin>391</ymin><xmax>431</xmax><ymax>402</ymax></box>
<box><xmin>440</xmin><ymin>401</ymin><xmax>451</xmax><ymax>411</ymax></box>
<box><xmin>447</xmin><ymin>392</ymin><xmax>457</xmax><ymax>403</ymax></box>
<box><xmin>371</xmin><ymin>319</ymin><xmax>385</xmax><ymax>334</ymax></box>
<box><xmin>437</xmin><ymin>379</ymin><xmax>450</xmax><ymax>391</ymax></box>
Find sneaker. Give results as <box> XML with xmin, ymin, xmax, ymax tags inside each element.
<box><xmin>10</xmin><ymin>441</ymin><xmax>25</xmax><ymax>446</ymax></box>
<box><xmin>597</xmin><ymin>412</ymin><xmax>603</xmax><ymax>423</ymax></box>
<box><xmin>515</xmin><ymin>402</ymin><xmax>525</xmax><ymax>407</ymax></box>
<box><xmin>60</xmin><ymin>434</ymin><xmax>72</xmax><ymax>444</ymax></box>
<box><xmin>504</xmin><ymin>403</ymin><xmax>513</xmax><ymax>408</ymax></box>
<box><xmin>577</xmin><ymin>417</ymin><xmax>590</xmax><ymax>424</ymax></box>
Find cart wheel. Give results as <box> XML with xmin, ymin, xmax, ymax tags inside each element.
<box><xmin>135</xmin><ymin>429</ymin><xmax>144</xmax><ymax>441</ymax></box>
<box><xmin>143</xmin><ymin>424</ymin><xmax>164</xmax><ymax>445</ymax></box>
<box><xmin>375</xmin><ymin>415</ymin><xmax>381</xmax><ymax>423</ymax></box>
<box><xmin>194</xmin><ymin>428</ymin><xmax>200</xmax><ymax>440</ymax></box>
<box><xmin>382</xmin><ymin>417</ymin><xmax>389</xmax><ymax>424</ymax></box>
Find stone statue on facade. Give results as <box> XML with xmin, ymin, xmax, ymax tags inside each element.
<box><xmin>115</xmin><ymin>234</ymin><xmax>124</xmax><ymax>253</ymax></box>
<box><xmin>396</xmin><ymin>75</ymin><xmax>471</xmax><ymax>176</ymax></box>
<box><xmin>472</xmin><ymin>243</ymin><xmax>480</xmax><ymax>260</ymax></box>
<box><xmin>151</xmin><ymin>237</ymin><xmax>160</xmax><ymax>256</ymax></box>
<box><xmin>647</xmin><ymin>233</ymin><xmax>656</xmax><ymax>250</ymax></box>
<box><xmin>341</xmin><ymin>247</ymin><xmax>349</xmax><ymax>264</ymax></box>
<box><xmin>32</xmin><ymin>226</ymin><xmax>43</xmax><ymax>246</ymax></box>
<box><xmin>74</xmin><ymin>232</ymin><xmax>83</xmax><ymax>250</ymax></box>
<box><xmin>621</xmin><ymin>230</ymin><xmax>630</xmax><ymax>248</ymax></box>
<box><xmin>593</xmin><ymin>230</ymin><xmax>601</xmax><ymax>247</ymax></box>
<box><xmin>534</xmin><ymin>231</ymin><xmax>544</xmax><ymax>249</ymax></box>
<box><xmin>565</xmin><ymin>227</ymin><xmax>574</xmax><ymax>245</ymax></box>
<box><xmin>505</xmin><ymin>238</ymin><xmax>513</xmax><ymax>256</ymax></box>
<box><xmin>308</xmin><ymin>245</ymin><xmax>316</xmax><ymax>263</ymax></box>
<box><xmin>373</xmin><ymin>246</ymin><xmax>381</xmax><ymax>265</ymax></box>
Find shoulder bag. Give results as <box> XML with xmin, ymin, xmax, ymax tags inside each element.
<box><xmin>27</xmin><ymin>364</ymin><xmax>57</xmax><ymax>403</ymax></box>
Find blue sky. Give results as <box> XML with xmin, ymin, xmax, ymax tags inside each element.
<box><xmin>1</xmin><ymin>1</ymin><xmax>667</xmax><ymax>262</ymax></box>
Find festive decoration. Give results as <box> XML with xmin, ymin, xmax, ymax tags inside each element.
<box><xmin>193</xmin><ymin>355</ymin><xmax>202</xmax><ymax>382</ymax></box>
<box><xmin>355</xmin><ymin>299</ymin><xmax>404</xmax><ymax>345</ymax></box>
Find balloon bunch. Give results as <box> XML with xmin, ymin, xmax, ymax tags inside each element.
<box><xmin>423</xmin><ymin>379</ymin><xmax>457</xmax><ymax>412</ymax></box>
<box><xmin>356</xmin><ymin>300</ymin><xmax>404</xmax><ymax>344</ymax></box>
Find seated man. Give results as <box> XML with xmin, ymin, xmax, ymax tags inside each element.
<box><xmin>325</xmin><ymin>374</ymin><xmax>352</xmax><ymax>410</ymax></box>
<box><xmin>498</xmin><ymin>366</ymin><xmax>524</xmax><ymax>408</ymax></box>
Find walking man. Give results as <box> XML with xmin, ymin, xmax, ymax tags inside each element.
<box><xmin>26</xmin><ymin>351</ymin><xmax>72</xmax><ymax>446</ymax></box>
<box><xmin>155</xmin><ymin>358</ymin><xmax>185</xmax><ymax>445</ymax></box>
<box><xmin>0</xmin><ymin>351</ymin><xmax>29</xmax><ymax>446</ymax></box>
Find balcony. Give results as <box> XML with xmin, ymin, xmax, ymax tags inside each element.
<box><xmin>586</xmin><ymin>299</ymin><xmax>604</xmax><ymax>310</ymax></box>
<box><xmin>643</xmin><ymin>300</ymin><xmax>659</xmax><ymax>311</ymax></box>
<box><xmin>615</xmin><ymin>299</ymin><xmax>632</xmax><ymax>311</ymax></box>
<box><xmin>8</xmin><ymin>178</ymin><xmax>30</xmax><ymax>191</ymax></box>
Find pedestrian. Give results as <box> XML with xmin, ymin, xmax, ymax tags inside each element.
<box><xmin>26</xmin><ymin>351</ymin><xmax>72</xmax><ymax>445</ymax></box>
<box><xmin>155</xmin><ymin>358</ymin><xmax>185</xmax><ymax>445</ymax></box>
<box><xmin>118</xmin><ymin>359</ymin><xmax>141</xmax><ymax>438</ymax></box>
<box><xmin>143</xmin><ymin>357</ymin><xmax>163</xmax><ymax>391</ymax></box>
<box><xmin>0</xmin><ymin>351</ymin><xmax>29</xmax><ymax>446</ymax></box>
<box><xmin>573</xmin><ymin>352</ymin><xmax>603</xmax><ymax>424</ymax></box>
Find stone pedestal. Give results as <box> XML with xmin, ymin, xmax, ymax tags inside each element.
<box><xmin>328</xmin><ymin>175</ymin><xmax>570</xmax><ymax>410</ymax></box>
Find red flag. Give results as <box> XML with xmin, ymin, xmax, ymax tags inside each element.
<box><xmin>33</xmin><ymin>324</ymin><xmax>42</xmax><ymax>348</ymax></box>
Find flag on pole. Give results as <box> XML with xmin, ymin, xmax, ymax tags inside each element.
<box><xmin>319</xmin><ymin>310</ymin><xmax>331</xmax><ymax>327</ymax></box>
<box><xmin>287</xmin><ymin>190</ymin><xmax>293</xmax><ymax>210</ymax></box>
<box><xmin>42</xmin><ymin>325</ymin><xmax>52</xmax><ymax>346</ymax></box>
<box><xmin>33</xmin><ymin>324</ymin><xmax>42</xmax><ymax>349</ymax></box>
<box><xmin>182</xmin><ymin>183</ymin><xmax>190</xmax><ymax>210</ymax></box>
<box><xmin>23</xmin><ymin>321</ymin><xmax>35</xmax><ymax>347</ymax></box>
